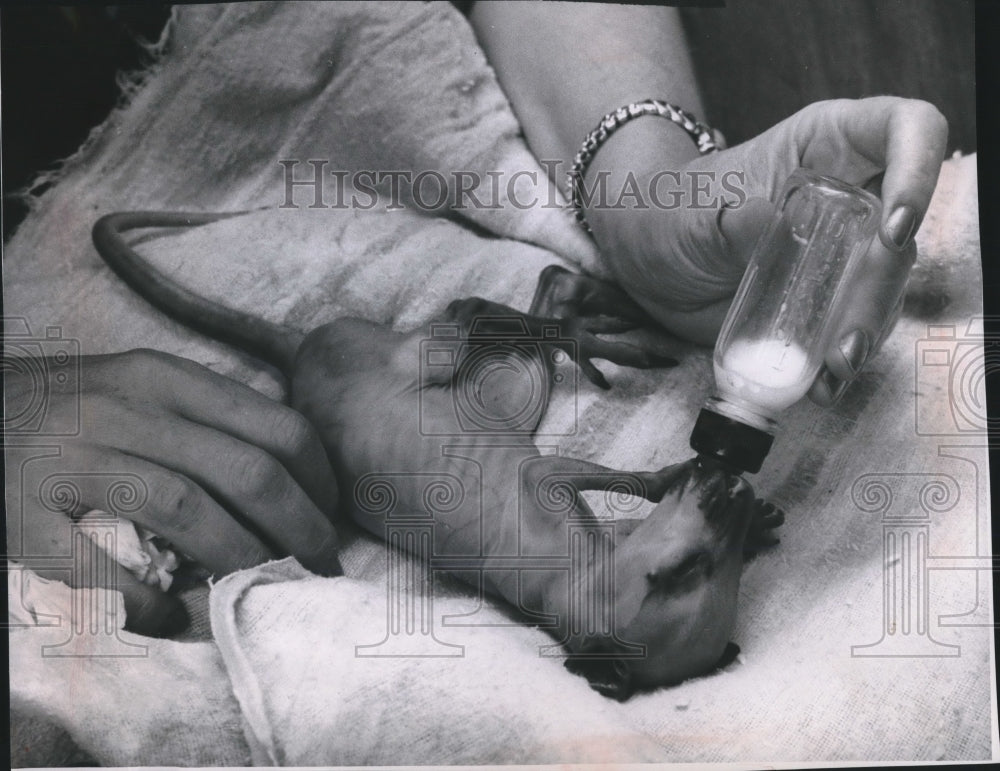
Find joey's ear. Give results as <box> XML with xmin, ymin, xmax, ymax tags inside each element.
<box><xmin>565</xmin><ymin>656</ymin><xmax>635</xmax><ymax>702</ymax></box>
<box><xmin>715</xmin><ymin>641</ymin><xmax>741</xmax><ymax>669</ymax></box>
<box><xmin>564</xmin><ymin>638</ymin><xmax>636</xmax><ymax>702</ymax></box>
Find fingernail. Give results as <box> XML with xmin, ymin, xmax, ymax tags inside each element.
<box><xmin>160</xmin><ymin>602</ymin><xmax>190</xmax><ymax>637</ymax></box>
<box><xmin>830</xmin><ymin>379</ymin><xmax>850</xmax><ymax>404</ymax></box>
<box><xmin>309</xmin><ymin>530</ymin><xmax>344</xmax><ymax>577</ymax></box>
<box><xmin>590</xmin><ymin>368</ymin><xmax>610</xmax><ymax>390</ymax></box>
<box><xmin>818</xmin><ymin>369</ymin><xmax>849</xmax><ymax>405</ymax></box>
<box><xmin>838</xmin><ymin>329</ymin><xmax>870</xmax><ymax>376</ymax></box>
<box><xmin>882</xmin><ymin>205</ymin><xmax>918</xmax><ymax>251</ymax></box>
<box><xmin>326</xmin><ymin>553</ymin><xmax>344</xmax><ymax>577</ymax></box>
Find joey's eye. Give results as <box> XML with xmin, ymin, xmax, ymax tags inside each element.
<box><xmin>669</xmin><ymin>552</ymin><xmax>712</xmax><ymax>584</ymax></box>
<box><xmin>673</xmin><ymin>554</ymin><xmax>702</xmax><ymax>577</ymax></box>
<box><xmin>647</xmin><ymin>553</ymin><xmax>711</xmax><ymax>593</ymax></box>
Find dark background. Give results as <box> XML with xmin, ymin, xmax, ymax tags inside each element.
<box><xmin>1</xmin><ymin>3</ymin><xmax>171</xmax><ymax>240</ymax></box>
<box><xmin>680</xmin><ymin>0</ymin><xmax>976</xmax><ymax>152</ymax></box>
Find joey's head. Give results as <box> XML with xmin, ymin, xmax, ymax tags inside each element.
<box><xmin>567</xmin><ymin>457</ymin><xmax>756</xmax><ymax>700</ymax></box>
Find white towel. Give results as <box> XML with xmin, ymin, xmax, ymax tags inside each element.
<box><xmin>4</xmin><ymin>0</ymin><xmax>993</xmax><ymax>764</ymax></box>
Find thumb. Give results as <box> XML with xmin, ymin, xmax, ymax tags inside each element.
<box><xmin>635</xmin><ymin>197</ymin><xmax>778</xmax><ymax>345</ymax></box>
<box><xmin>717</xmin><ymin>197</ymin><xmax>778</xmax><ymax>272</ymax></box>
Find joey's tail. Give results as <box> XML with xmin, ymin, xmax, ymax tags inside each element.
<box><xmin>92</xmin><ymin>211</ymin><xmax>303</xmax><ymax>373</ymax></box>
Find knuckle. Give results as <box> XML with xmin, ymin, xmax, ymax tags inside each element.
<box><xmin>150</xmin><ymin>474</ymin><xmax>203</xmax><ymax>535</ymax></box>
<box><xmin>297</xmin><ymin>527</ymin><xmax>342</xmax><ymax>575</ymax></box>
<box><xmin>268</xmin><ymin>409</ymin><xmax>317</xmax><ymax>459</ymax></box>
<box><xmin>899</xmin><ymin>100</ymin><xmax>949</xmax><ymax>138</ymax></box>
<box><xmin>825</xmin><ymin>97</ymin><xmax>855</xmax><ymax>112</ymax></box>
<box><xmin>116</xmin><ymin>348</ymin><xmax>174</xmax><ymax>385</ymax></box>
<box><xmin>228</xmin><ymin>540</ymin><xmax>272</xmax><ymax>573</ymax></box>
<box><xmin>228</xmin><ymin>447</ymin><xmax>287</xmax><ymax>500</ymax></box>
<box><xmin>309</xmin><ymin>523</ymin><xmax>340</xmax><ymax>556</ymax></box>
<box><xmin>799</xmin><ymin>98</ymin><xmax>848</xmax><ymax>124</ymax></box>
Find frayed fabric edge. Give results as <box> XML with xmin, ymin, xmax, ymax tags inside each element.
<box><xmin>7</xmin><ymin>5</ymin><xmax>182</xmax><ymax>232</ymax></box>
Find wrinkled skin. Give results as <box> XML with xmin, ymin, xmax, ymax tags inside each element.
<box><xmin>558</xmin><ymin>456</ymin><xmax>780</xmax><ymax>699</ymax></box>
<box><xmin>591</xmin><ymin>458</ymin><xmax>764</xmax><ymax>698</ymax></box>
<box><xmin>292</xmin><ymin>300</ymin><xmax>782</xmax><ymax>700</ymax></box>
<box><xmin>90</xmin><ymin>214</ymin><xmax>785</xmax><ymax>699</ymax></box>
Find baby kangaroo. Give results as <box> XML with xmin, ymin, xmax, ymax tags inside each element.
<box><xmin>93</xmin><ymin>212</ymin><xmax>783</xmax><ymax>699</ymax></box>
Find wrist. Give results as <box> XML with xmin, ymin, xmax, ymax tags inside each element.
<box><xmin>586</xmin><ymin>106</ymin><xmax>705</xmax><ymax>178</ymax></box>
<box><xmin>584</xmin><ymin>116</ymin><xmax>701</xmax><ymax>225</ymax></box>
<box><xmin>572</xmin><ymin>100</ymin><xmax>715</xmax><ymax>241</ymax></box>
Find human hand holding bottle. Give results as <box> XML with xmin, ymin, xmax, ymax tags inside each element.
<box><xmin>585</xmin><ymin>96</ymin><xmax>949</xmax><ymax>405</ymax></box>
<box><xmin>469</xmin><ymin>4</ymin><xmax>948</xmax><ymax>406</ymax></box>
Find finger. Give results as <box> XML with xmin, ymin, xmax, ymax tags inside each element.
<box><xmin>74</xmin><ymin>529</ymin><xmax>190</xmax><ymax>637</ymax></box>
<box><xmin>56</xmin><ymin>443</ymin><xmax>276</xmax><ymax>576</ymax></box>
<box><xmin>580</xmin><ymin>335</ymin><xmax>678</xmax><ymax>370</ymax></box>
<box><xmin>824</xmin><ymin>329</ymin><xmax>871</xmax><ymax>384</ymax></box>
<box><xmin>754</xmin><ymin>532</ymin><xmax>781</xmax><ymax>548</ymax></box>
<box><xmin>875</xmin><ymin>291</ymin><xmax>907</xmax><ymax>355</ymax></box>
<box><xmin>93</xmin><ymin>406</ymin><xmax>341</xmax><ymax>576</ymax></box>
<box><xmin>874</xmin><ymin>100</ymin><xmax>948</xmax><ymax>251</ymax></box>
<box><xmin>762</xmin><ymin>510</ymin><xmax>785</xmax><ymax>528</ymax></box>
<box><xmin>539</xmin><ymin>268</ymin><xmax>653</xmax><ymax>324</ymax></box>
<box><xmin>643</xmin><ymin>197</ymin><xmax>777</xmax><ymax>345</ymax></box>
<box><xmin>717</xmin><ymin>197</ymin><xmax>778</xmax><ymax>271</ymax></box>
<box><xmin>863</xmin><ymin>172</ymin><xmax>884</xmax><ymax>199</ymax></box>
<box><xmin>807</xmin><ymin>366</ymin><xmax>849</xmax><ymax>407</ymax></box>
<box><xmin>106</xmin><ymin>350</ymin><xmax>338</xmax><ymax>514</ymax></box>
<box><xmin>578</xmin><ymin>359</ymin><xmax>611</xmax><ymax>390</ymax></box>
<box><xmin>582</xmin><ymin>316</ymin><xmax>641</xmax><ymax>335</ymax></box>
<box><xmin>822</xmin><ymin>239</ymin><xmax>916</xmax><ymax>382</ymax></box>
<box><xmin>798</xmin><ymin>97</ymin><xmax>948</xmax><ymax>250</ymax></box>
<box><xmin>20</xmin><ymin>498</ymin><xmax>188</xmax><ymax>637</ymax></box>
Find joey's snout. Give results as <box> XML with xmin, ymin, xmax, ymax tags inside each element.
<box><xmin>685</xmin><ymin>456</ymin><xmax>756</xmax><ymax>536</ymax></box>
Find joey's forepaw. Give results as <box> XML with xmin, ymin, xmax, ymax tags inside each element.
<box><xmin>578</xmin><ymin>315</ymin><xmax>641</xmax><ymax>336</ymax></box>
<box><xmin>564</xmin><ymin>318</ymin><xmax>679</xmax><ymax>389</ymax></box>
<box><xmin>743</xmin><ymin>498</ymin><xmax>785</xmax><ymax>560</ymax></box>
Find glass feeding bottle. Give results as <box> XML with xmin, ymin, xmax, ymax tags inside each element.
<box><xmin>689</xmin><ymin>168</ymin><xmax>882</xmax><ymax>473</ymax></box>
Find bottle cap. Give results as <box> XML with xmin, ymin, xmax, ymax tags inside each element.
<box><xmin>689</xmin><ymin>406</ymin><xmax>774</xmax><ymax>474</ymax></box>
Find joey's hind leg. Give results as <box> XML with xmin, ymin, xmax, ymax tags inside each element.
<box><xmin>524</xmin><ymin>455</ymin><xmax>691</xmax><ymax>515</ymax></box>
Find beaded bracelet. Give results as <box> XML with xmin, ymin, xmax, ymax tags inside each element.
<box><xmin>566</xmin><ymin>100</ymin><xmax>719</xmax><ymax>234</ymax></box>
